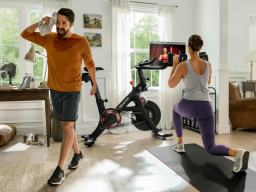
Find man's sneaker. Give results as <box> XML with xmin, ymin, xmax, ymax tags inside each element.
<box><xmin>172</xmin><ymin>143</ymin><xmax>185</xmax><ymax>153</ymax></box>
<box><xmin>47</xmin><ymin>166</ymin><xmax>65</xmax><ymax>185</ymax></box>
<box><xmin>233</xmin><ymin>148</ymin><xmax>250</xmax><ymax>173</ymax></box>
<box><xmin>68</xmin><ymin>151</ymin><xmax>84</xmax><ymax>169</ymax></box>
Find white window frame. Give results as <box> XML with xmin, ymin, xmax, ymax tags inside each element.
<box><xmin>130</xmin><ymin>3</ymin><xmax>159</xmax><ymax>89</ymax></box>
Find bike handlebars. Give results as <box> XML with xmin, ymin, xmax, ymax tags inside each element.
<box><xmin>136</xmin><ymin>57</ymin><xmax>157</xmax><ymax>66</ymax></box>
<box><xmin>134</xmin><ymin>57</ymin><xmax>167</xmax><ymax>70</ymax></box>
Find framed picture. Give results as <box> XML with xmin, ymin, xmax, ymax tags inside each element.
<box><xmin>20</xmin><ymin>76</ymin><xmax>31</xmax><ymax>89</ymax></box>
<box><xmin>84</xmin><ymin>14</ymin><xmax>102</xmax><ymax>28</ymax></box>
<box><xmin>84</xmin><ymin>33</ymin><xmax>102</xmax><ymax>47</ymax></box>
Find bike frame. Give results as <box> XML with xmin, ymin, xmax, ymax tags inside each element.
<box><xmin>82</xmin><ymin>67</ymin><xmax>159</xmax><ymax>132</ymax></box>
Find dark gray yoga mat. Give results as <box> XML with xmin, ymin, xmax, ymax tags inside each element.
<box><xmin>147</xmin><ymin>143</ymin><xmax>255</xmax><ymax>192</ymax></box>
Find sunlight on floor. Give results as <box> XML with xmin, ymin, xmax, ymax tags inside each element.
<box><xmin>2</xmin><ymin>142</ymin><xmax>32</xmax><ymax>152</ymax></box>
<box><xmin>133</xmin><ymin>150</ymin><xmax>184</xmax><ymax>190</ymax></box>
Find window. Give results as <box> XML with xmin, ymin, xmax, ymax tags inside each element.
<box><xmin>29</xmin><ymin>9</ymin><xmax>45</xmax><ymax>83</ymax></box>
<box><xmin>130</xmin><ymin>12</ymin><xmax>159</xmax><ymax>87</ymax></box>
<box><xmin>0</xmin><ymin>8</ymin><xmax>19</xmax><ymax>86</ymax></box>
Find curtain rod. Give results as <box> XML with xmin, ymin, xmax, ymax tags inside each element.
<box><xmin>111</xmin><ymin>0</ymin><xmax>178</xmax><ymax>8</ymax></box>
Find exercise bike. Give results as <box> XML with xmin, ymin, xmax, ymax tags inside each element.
<box><xmin>81</xmin><ymin>57</ymin><xmax>173</xmax><ymax>147</ymax></box>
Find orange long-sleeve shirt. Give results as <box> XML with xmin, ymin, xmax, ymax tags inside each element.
<box><xmin>21</xmin><ymin>30</ymin><xmax>95</xmax><ymax>92</ymax></box>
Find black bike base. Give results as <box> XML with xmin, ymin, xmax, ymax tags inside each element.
<box><xmin>147</xmin><ymin>143</ymin><xmax>255</xmax><ymax>192</ymax></box>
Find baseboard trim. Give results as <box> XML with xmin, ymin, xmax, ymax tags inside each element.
<box><xmin>217</xmin><ymin>124</ymin><xmax>231</xmax><ymax>134</ymax></box>
<box><xmin>17</xmin><ymin>128</ymin><xmax>43</xmax><ymax>135</ymax></box>
<box><xmin>15</xmin><ymin>126</ymin><xmax>140</xmax><ymax>136</ymax></box>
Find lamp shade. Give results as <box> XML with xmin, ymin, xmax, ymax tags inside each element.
<box><xmin>24</xmin><ymin>45</ymin><xmax>36</xmax><ymax>63</ymax></box>
<box><xmin>244</xmin><ymin>51</ymin><xmax>256</xmax><ymax>62</ymax></box>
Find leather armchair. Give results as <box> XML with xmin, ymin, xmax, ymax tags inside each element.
<box><xmin>229</xmin><ymin>82</ymin><xmax>256</xmax><ymax>129</ymax></box>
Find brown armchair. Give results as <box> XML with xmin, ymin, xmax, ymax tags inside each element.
<box><xmin>229</xmin><ymin>82</ymin><xmax>256</xmax><ymax>129</ymax></box>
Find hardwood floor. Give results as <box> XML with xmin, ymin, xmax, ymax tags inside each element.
<box><xmin>0</xmin><ymin>128</ymin><xmax>256</xmax><ymax>192</ymax></box>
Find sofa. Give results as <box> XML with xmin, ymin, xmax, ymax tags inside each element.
<box><xmin>229</xmin><ymin>81</ymin><xmax>256</xmax><ymax>130</ymax></box>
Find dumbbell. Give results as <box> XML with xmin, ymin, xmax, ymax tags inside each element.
<box><xmin>168</xmin><ymin>53</ymin><xmax>187</xmax><ymax>63</ymax></box>
<box><xmin>199</xmin><ymin>52</ymin><xmax>209</xmax><ymax>61</ymax></box>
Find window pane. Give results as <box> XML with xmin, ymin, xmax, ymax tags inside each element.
<box><xmin>33</xmin><ymin>57</ymin><xmax>44</xmax><ymax>78</ymax></box>
<box><xmin>130</xmin><ymin>31</ymin><xmax>134</xmax><ymax>49</ymax></box>
<box><xmin>30</xmin><ymin>9</ymin><xmax>43</xmax><ymax>32</ymax></box>
<box><xmin>1</xmin><ymin>81</ymin><xmax>10</xmax><ymax>86</ymax></box>
<box><xmin>151</xmin><ymin>32</ymin><xmax>159</xmax><ymax>42</ymax></box>
<box><xmin>1</xmin><ymin>46</ymin><xmax>19</xmax><ymax>63</ymax></box>
<box><xmin>143</xmin><ymin>70</ymin><xmax>151</xmax><ymax>84</ymax></box>
<box><xmin>131</xmin><ymin>70</ymin><xmax>135</xmax><ymax>84</ymax></box>
<box><xmin>131</xmin><ymin>53</ymin><xmax>135</xmax><ymax>69</ymax></box>
<box><xmin>135</xmin><ymin>32</ymin><xmax>150</xmax><ymax>49</ymax></box>
<box><xmin>36</xmin><ymin>77</ymin><xmax>43</xmax><ymax>83</ymax></box>
<box><xmin>134</xmin><ymin>12</ymin><xmax>150</xmax><ymax>32</ymax></box>
<box><xmin>135</xmin><ymin>70</ymin><xmax>140</xmax><ymax>86</ymax></box>
<box><xmin>130</xmin><ymin>12</ymin><xmax>160</xmax><ymax>87</ymax></box>
<box><xmin>136</xmin><ymin>53</ymin><xmax>149</xmax><ymax>63</ymax></box>
<box><xmin>1</xmin><ymin>27</ymin><xmax>19</xmax><ymax>45</ymax></box>
<box><xmin>152</xmin><ymin>71</ymin><xmax>159</xmax><ymax>87</ymax></box>
<box><xmin>150</xmin><ymin>14</ymin><xmax>159</xmax><ymax>32</ymax></box>
<box><xmin>0</xmin><ymin>8</ymin><xmax>18</xmax><ymax>26</ymax></box>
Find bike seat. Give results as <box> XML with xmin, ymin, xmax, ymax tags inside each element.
<box><xmin>84</xmin><ymin>67</ymin><xmax>104</xmax><ymax>72</ymax></box>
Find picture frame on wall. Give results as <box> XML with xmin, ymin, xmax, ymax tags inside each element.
<box><xmin>84</xmin><ymin>33</ymin><xmax>102</xmax><ymax>47</ymax></box>
<box><xmin>84</xmin><ymin>14</ymin><xmax>102</xmax><ymax>29</ymax></box>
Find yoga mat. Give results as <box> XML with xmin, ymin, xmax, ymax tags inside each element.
<box><xmin>147</xmin><ymin>143</ymin><xmax>255</xmax><ymax>192</ymax></box>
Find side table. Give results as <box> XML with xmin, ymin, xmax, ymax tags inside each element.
<box><xmin>241</xmin><ymin>81</ymin><xmax>256</xmax><ymax>98</ymax></box>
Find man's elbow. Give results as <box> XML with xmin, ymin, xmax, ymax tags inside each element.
<box><xmin>20</xmin><ymin>29</ymin><xmax>29</xmax><ymax>39</ymax></box>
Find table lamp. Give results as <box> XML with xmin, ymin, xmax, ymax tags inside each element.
<box><xmin>24</xmin><ymin>45</ymin><xmax>48</xmax><ymax>87</ymax></box>
<box><xmin>24</xmin><ymin>45</ymin><xmax>36</xmax><ymax>63</ymax></box>
<box><xmin>244</xmin><ymin>51</ymin><xmax>256</xmax><ymax>81</ymax></box>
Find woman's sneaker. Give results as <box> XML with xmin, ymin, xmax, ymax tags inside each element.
<box><xmin>172</xmin><ymin>143</ymin><xmax>185</xmax><ymax>153</ymax></box>
<box><xmin>47</xmin><ymin>166</ymin><xmax>65</xmax><ymax>185</ymax></box>
<box><xmin>233</xmin><ymin>148</ymin><xmax>250</xmax><ymax>173</ymax></box>
<box><xmin>68</xmin><ymin>151</ymin><xmax>84</xmax><ymax>169</ymax></box>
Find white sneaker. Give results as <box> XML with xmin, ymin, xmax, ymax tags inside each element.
<box><xmin>172</xmin><ymin>143</ymin><xmax>185</xmax><ymax>153</ymax></box>
<box><xmin>233</xmin><ymin>148</ymin><xmax>250</xmax><ymax>173</ymax></box>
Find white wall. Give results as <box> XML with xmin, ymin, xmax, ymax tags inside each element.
<box><xmin>195</xmin><ymin>0</ymin><xmax>220</xmax><ymax>69</ymax></box>
<box><xmin>195</xmin><ymin>0</ymin><xmax>232</xmax><ymax>134</ymax></box>
<box><xmin>228</xmin><ymin>0</ymin><xmax>256</xmax><ymax>74</ymax></box>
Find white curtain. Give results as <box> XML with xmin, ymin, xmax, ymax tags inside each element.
<box><xmin>250</xmin><ymin>17</ymin><xmax>256</xmax><ymax>50</ymax></box>
<box><xmin>158</xmin><ymin>5</ymin><xmax>178</xmax><ymax>130</ymax></box>
<box><xmin>42</xmin><ymin>0</ymin><xmax>70</xmax><ymax>82</ymax></box>
<box><xmin>111</xmin><ymin>0</ymin><xmax>131</xmax><ymax>107</ymax></box>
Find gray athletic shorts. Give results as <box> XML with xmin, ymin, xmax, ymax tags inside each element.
<box><xmin>50</xmin><ymin>89</ymin><xmax>80</xmax><ymax>121</ymax></box>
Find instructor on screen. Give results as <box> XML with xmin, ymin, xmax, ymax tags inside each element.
<box><xmin>159</xmin><ymin>47</ymin><xmax>168</xmax><ymax>63</ymax></box>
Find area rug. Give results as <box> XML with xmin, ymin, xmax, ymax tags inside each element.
<box><xmin>0</xmin><ymin>158</ymin><xmax>115</xmax><ymax>192</ymax></box>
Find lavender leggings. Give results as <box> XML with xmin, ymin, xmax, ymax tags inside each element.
<box><xmin>173</xmin><ymin>98</ymin><xmax>230</xmax><ymax>156</ymax></box>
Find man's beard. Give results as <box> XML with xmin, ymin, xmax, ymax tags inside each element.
<box><xmin>57</xmin><ymin>28</ymin><xmax>69</xmax><ymax>37</ymax></box>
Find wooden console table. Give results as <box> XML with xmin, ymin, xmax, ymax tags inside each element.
<box><xmin>0</xmin><ymin>88</ymin><xmax>51</xmax><ymax>147</ymax></box>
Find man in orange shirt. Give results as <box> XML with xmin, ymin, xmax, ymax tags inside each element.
<box><xmin>21</xmin><ymin>8</ymin><xmax>97</xmax><ymax>185</ymax></box>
